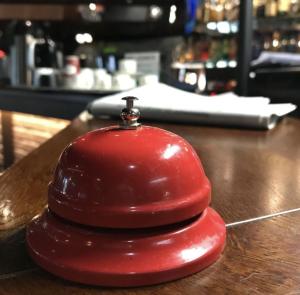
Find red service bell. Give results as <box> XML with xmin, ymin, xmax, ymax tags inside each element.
<box><xmin>26</xmin><ymin>96</ymin><xmax>226</xmax><ymax>287</ymax></box>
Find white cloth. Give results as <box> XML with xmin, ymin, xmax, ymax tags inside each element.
<box><xmin>88</xmin><ymin>83</ymin><xmax>297</xmax><ymax>130</ymax></box>
<box><xmin>252</xmin><ymin>51</ymin><xmax>300</xmax><ymax>66</ymax></box>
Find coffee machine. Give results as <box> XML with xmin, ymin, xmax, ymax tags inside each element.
<box><xmin>10</xmin><ymin>21</ymin><xmax>61</xmax><ymax>87</ymax></box>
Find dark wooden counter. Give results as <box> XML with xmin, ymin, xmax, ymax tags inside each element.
<box><xmin>1</xmin><ymin>114</ymin><xmax>300</xmax><ymax>294</ymax></box>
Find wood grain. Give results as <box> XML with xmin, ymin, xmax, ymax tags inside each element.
<box><xmin>0</xmin><ymin>115</ymin><xmax>300</xmax><ymax>293</ymax></box>
<box><xmin>0</xmin><ymin>117</ymin><xmax>91</xmax><ymax>230</ymax></box>
<box><xmin>0</xmin><ymin>111</ymin><xmax>69</xmax><ymax>170</ymax></box>
<box><xmin>1</xmin><ymin>116</ymin><xmax>300</xmax><ymax>230</ymax></box>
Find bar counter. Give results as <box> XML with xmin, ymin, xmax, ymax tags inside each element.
<box><xmin>0</xmin><ymin>114</ymin><xmax>300</xmax><ymax>294</ymax></box>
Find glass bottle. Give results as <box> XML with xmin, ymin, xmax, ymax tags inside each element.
<box><xmin>265</xmin><ymin>0</ymin><xmax>278</xmax><ymax>17</ymax></box>
<box><xmin>256</xmin><ymin>0</ymin><xmax>266</xmax><ymax>18</ymax></box>
<box><xmin>203</xmin><ymin>1</ymin><xmax>211</xmax><ymax>23</ymax></box>
<box><xmin>290</xmin><ymin>0</ymin><xmax>300</xmax><ymax>15</ymax></box>
<box><xmin>278</xmin><ymin>0</ymin><xmax>290</xmax><ymax>16</ymax></box>
<box><xmin>271</xmin><ymin>31</ymin><xmax>281</xmax><ymax>51</ymax></box>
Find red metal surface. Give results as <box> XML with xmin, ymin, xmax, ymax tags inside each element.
<box><xmin>48</xmin><ymin>126</ymin><xmax>211</xmax><ymax>228</ymax></box>
<box><xmin>27</xmin><ymin>121</ymin><xmax>226</xmax><ymax>286</ymax></box>
<box><xmin>27</xmin><ymin>207</ymin><xmax>226</xmax><ymax>287</ymax></box>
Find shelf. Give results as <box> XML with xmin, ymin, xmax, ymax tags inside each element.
<box><xmin>205</xmin><ymin>60</ymin><xmax>237</xmax><ymax>69</ymax></box>
<box><xmin>252</xmin><ymin>65</ymin><xmax>300</xmax><ymax>74</ymax></box>
<box><xmin>254</xmin><ymin>16</ymin><xmax>300</xmax><ymax>32</ymax></box>
<box><xmin>194</xmin><ymin>16</ymin><xmax>300</xmax><ymax>37</ymax></box>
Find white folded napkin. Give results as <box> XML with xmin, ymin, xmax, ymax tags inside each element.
<box><xmin>252</xmin><ymin>51</ymin><xmax>300</xmax><ymax>66</ymax></box>
<box><xmin>88</xmin><ymin>83</ymin><xmax>297</xmax><ymax>130</ymax></box>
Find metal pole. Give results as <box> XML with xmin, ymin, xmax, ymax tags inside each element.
<box><xmin>237</xmin><ymin>0</ymin><xmax>253</xmax><ymax>96</ymax></box>
<box><xmin>13</xmin><ymin>34</ymin><xmax>27</xmax><ymax>86</ymax></box>
<box><xmin>1</xmin><ymin>111</ymin><xmax>15</xmax><ymax>169</ymax></box>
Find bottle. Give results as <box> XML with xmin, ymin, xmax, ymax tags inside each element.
<box><xmin>196</xmin><ymin>1</ymin><xmax>205</xmax><ymax>22</ymax></box>
<box><xmin>281</xmin><ymin>33</ymin><xmax>289</xmax><ymax>51</ymax></box>
<box><xmin>76</xmin><ymin>54</ymin><xmax>95</xmax><ymax>89</ymax></box>
<box><xmin>290</xmin><ymin>0</ymin><xmax>300</xmax><ymax>15</ymax></box>
<box><xmin>256</xmin><ymin>0</ymin><xmax>266</xmax><ymax>18</ymax></box>
<box><xmin>93</xmin><ymin>55</ymin><xmax>112</xmax><ymax>90</ymax></box>
<box><xmin>203</xmin><ymin>1</ymin><xmax>211</xmax><ymax>23</ymax></box>
<box><xmin>265</xmin><ymin>0</ymin><xmax>278</xmax><ymax>17</ymax></box>
<box><xmin>183</xmin><ymin>37</ymin><xmax>195</xmax><ymax>62</ymax></box>
<box><xmin>289</xmin><ymin>33</ymin><xmax>298</xmax><ymax>53</ymax></box>
<box><xmin>278</xmin><ymin>0</ymin><xmax>290</xmax><ymax>16</ymax></box>
<box><xmin>210</xmin><ymin>40</ymin><xmax>223</xmax><ymax>63</ymax></box>
<box><xmin>263</xmin><ymin>34</ymin><xmax>272</xmax><ymax>50</ymax></box>
<box><xmin>106</xmin><ymin>54</ymin><xmax>117</xmax><ymax>74</ymax></box>
<box><xmin>62</xmin><ymin>55</ymin><xmax>80</xmax><ymax>89</ymax></box>
<box><xmin>228</xmin><ymin>38</ymin><xmax>237</xmax><ymax>61</ymax></box>
<box><xmin>210</xmin><ymin>0</ymin><xmax>224</xmax><ymax>22</ymax></box>
<box><xmin>198</xmin><ymin>39</ymin><xmax>210</xmax><ymax>62</ymax></box>
<box><xmin>225</xmin><ymin>0</ymin><xmax>239</xmax><ymax>21</ymax></box>
<box><xmin>252</xmin><ymin>35</ymin><xmax>262</xmax><ymax>59</ymax></box>
<box><xmin>222</xmin><ymin>39</ymin><xmax>230</xmax><ymax>61</ymax></box>
<box><xmin>253</xmin><ymin>0</ymin><xmax>259</xmax><ymax>16</ymax></box>
<box><xmin>271</xmin><ymin>31</ymin><xmax>281</xmax><ymax>51</ymax></box>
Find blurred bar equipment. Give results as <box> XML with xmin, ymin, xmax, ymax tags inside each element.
<box><xmin>171</xmin><ymin>61</ymin><xmax>207</xmax><ymax>93</ymax></box>
<box><xmin>10</xmin><ymin>21</ymin><xmax>60</xmax><ymax>87</ymax></box>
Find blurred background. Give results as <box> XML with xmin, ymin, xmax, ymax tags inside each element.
<box><xmin>0</xmin><ymin>0</ymin><xmax>299</xmax><ymax>169</ymax></box>
<box><xmin>0</xmin><ymin>0</ymin><xmax>300</xmax><ymax>118</ymax></box>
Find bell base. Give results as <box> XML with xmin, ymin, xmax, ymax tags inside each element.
<box><xmin>26</xmin><ymin>208</ymin><xmax>226</xmax><ymax>287</ymax></box>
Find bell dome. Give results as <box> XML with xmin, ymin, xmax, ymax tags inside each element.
<box><xmin>27</xmin><ymin>96</ymin><xmax>225</xmax><ymax>287</ymax></box>
<box><xmin>48</xmin><ymin>123</ymin><xmax>211</xmax><ymax>228</ymax></box>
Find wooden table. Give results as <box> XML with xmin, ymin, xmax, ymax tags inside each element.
<box><xmin>1</xmin><ymin>114</ymin><xmax>300</xmax><ymax>294</ymax></box>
